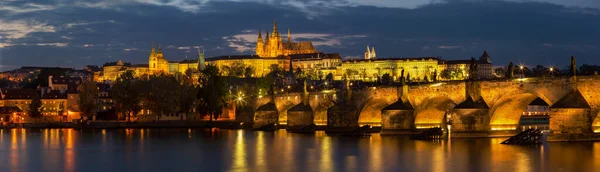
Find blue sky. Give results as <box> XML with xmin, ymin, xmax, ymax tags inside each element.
<box><xmin>1</xmin><ymin>0</ymin><xmax>599</xmax><ymax>71</ymax></box>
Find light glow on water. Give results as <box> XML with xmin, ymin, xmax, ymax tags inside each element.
<box><xmin>0</xmin><ymin>129</ymin><xmax>598</xmax><ymax>171</ymax></box>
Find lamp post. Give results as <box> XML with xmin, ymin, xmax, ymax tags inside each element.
<box><xmin>549</xmin><ymin>67</ymin><xmax>554</xmax><ymax>77</ymax></box>
<box><xmin>519</xmin><ymin>65</ymin><xmax>524</xmax><ymax>79</ymax></box>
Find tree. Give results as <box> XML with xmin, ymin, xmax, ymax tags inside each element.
<box><xmin>381</xmin><ymin>73</ymin><xmax>391</xmax><ymax>85</ymax></box>
<box><xmin>423</xmin><ymin>75</ymin><xmax>429</xmax><ymax>83</ymax></box>
<box><xmin>112</xmin><ymin>70</ymin><xmax>141</xmax><ymax>122</ymax></box>
<box><xmin>224</xmin><ymin>61</ymin><xmax>246</xmax><ymax>77</ymax></box>
<box><xmin>507</xmin><ymin>62</ymin><xmax>515</xmax><ymax>79</ymax></box>
<box><xmin>147</xmin><ymin>74</ymin><xmax>179</xmax><ymax>120</ymax></box>
<box><xmin>325</xmin><ymin>73</ymin><xmax>333</xmax><ymax>82</ymax></box>
<box><xmin>432</xmin><ymin>70</ymin><xmax>438</xmax><ymax>82</ymax></box>
<box><xmin>197</xmin><ymin>65</ymin><xmax>228</xmax><ymax>121</ymax></box>
<box><xmin>571</xmin><ymin>55</ymin><xmax>577</xmax><ymax>76</ymax></box>
<box><xmin>532</xmin><ymin>65</ymin><xmax>549</xmax><ymax>77</ymax></box>
<box><xmin>28</xmin><ymin>92</ymin><xmax>43</xmax><ymax>118</ymax></box>
<box><xmin>177</xmin><ymin>82</ymin><xmax>198</xmax><ymax>120</ymax></box>
<box><xmin>578</xmin><ymin>64</ymin><xmax>600</xmax><ymax>76</ymax></box>
<box><xmin>268</xmin><ymin>64</ymin><xmax>283</xmax><ymax>77</ymax></box>
<box><xmin>406</xmin><ymin>73</ymin><xmax>411</xmax><ymax>83</ymax></box>
<box><xmin>79</xmin><ymin>79</ymin><xmax>99</xmax><ymax>120</ymax></box>
<box><xmin>244</xmin><ymin>66</ymin><xmax>255</xmax><ymax>79</ymax></box>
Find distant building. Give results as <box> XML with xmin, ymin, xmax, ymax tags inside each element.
<box><xmin>438</xmin><ymin>51</ymin><xmax>494</xmax><ymax>80</ymax></box>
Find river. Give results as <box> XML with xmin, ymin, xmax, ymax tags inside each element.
<box><xmin>0</xmin><ymin>128</ymin><xmax>598</xmax><ymax>172</ymax></box>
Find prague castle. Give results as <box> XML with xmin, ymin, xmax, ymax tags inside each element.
<box><xmin>94</xmin><ymin>20</ymin><xmax>493</xmax><ymax>83</ymax></box>
<box><xmin>255</xmin><ymin>20</ymin><xmax>317</xmax><ymax>57</ymax></box>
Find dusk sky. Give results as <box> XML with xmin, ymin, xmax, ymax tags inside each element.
<box><xmin>1</xmin><ymin>0</ymin><xmax>599</xmax><ymax>71</ymax></box>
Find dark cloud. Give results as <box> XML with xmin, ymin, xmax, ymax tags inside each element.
<box><xmin>0</xmin><ymin>0</ymin><xmax>599</xmax><ymax>71</ymax></box>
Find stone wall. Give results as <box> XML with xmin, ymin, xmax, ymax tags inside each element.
<box><xmin>381</xmin><ymin>110</ymin><xmax>414</xmax><ymax>130</ymax></box>
<box><xmin>550</xmin><ymin>108</ymin><xmax>591</xmax><ymax>134</ymax></box>
<box><xmin>450</xmin><ymin>109</ymin><xmax>489</xmax><ymax>132</ymax></box>
<box><xmin>253</xmin><ymin>110</ymin><xmax>278</xmax><ymax>129</ymax></box>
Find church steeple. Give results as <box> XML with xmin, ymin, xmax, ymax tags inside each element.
<box><xmin>287</xmin><ymin>28</ymin><xmax>291</xmax><ymax>43</ymax></box>
<box><xmin>265</xmin><ymin>31</ymin><xmax>269</xmax><ymax>44</ymax></box>
<box><xmin>258</xmin><ymin>29</ymin><xmax>263</xmax><ymax>42</ymax></box>
<box><xmin>272</xmin><ymin>19</ymin><xmax>278</xmax><ymax>37</ymax></box>
<box><xmin>157</xmin><ymin>44</ymin><xmax>162</xmax><ymax>54</ymax></box>
<box><xmin>371</xmin><ymin>46</ymin><xmax>376</xmax><ymax>59</ymax></box>
<box><xmin>198</xmin><ymin>48</ymin><xmax>206</xmax><ymax>71</ymax></box>
<box><xmin>151</xmin><ymin>42</ymin><xmax>156</xmax><ymax>55</ymax></box>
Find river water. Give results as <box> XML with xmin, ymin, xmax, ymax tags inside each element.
<box><xmin>0</xmin><ymin>128</ymin><xmax>598</xmax><ymax>172</ymax></box>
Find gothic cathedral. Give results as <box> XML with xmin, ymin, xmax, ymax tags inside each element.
<box><xmin>256</xmin><ymin>20</ymin><xmax>317</xmax><ymax>57</ymax></box>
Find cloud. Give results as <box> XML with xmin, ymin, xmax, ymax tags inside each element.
<box><xmin>0</xmin><ymin>3</ymin><xmax>56</xmax><ymax>14</ymax></box>
<box><xmin>0</xmin><ymin>19</ymin><xmax>56</xmax><ymax>40</ymax></box>
<box><xmin>124</xmin><ymin>48</ymin><xmax>138</xmax><ymax>51</ymax></box>
<box><xmin>438</xmin><ymin>45</ymin><xmax>461</xmax><ymax>49</ymax></box>
<box><xmin>36</xmin><ymin>43</ymin><xmax>68</xmax><ymax>47</ymax></box>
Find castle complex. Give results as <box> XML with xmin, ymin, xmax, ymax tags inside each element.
<box><xmin>93</xmin><ymin>20</ymin><xmax>492</xmax><ymax>83</ymax></box>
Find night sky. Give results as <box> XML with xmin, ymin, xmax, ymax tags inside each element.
<box><xmin>1</xmin><ymin>0</ymin><xmax>599</xmax><ymax>71</ymax></box>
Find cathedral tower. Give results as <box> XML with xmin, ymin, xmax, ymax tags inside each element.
<box><xmin>255</xmin><ymin>20</ymin><xmax>316</xmax><ymax>58</ymax></box>
<box><xmin>149</xmin><ymin>43</ymin><xmax>158</xmax><ymax>71</ymax></box>
<box><xmin>256</xmin><ymin>29</ymin><xmax>264</xmax><ymax>56</ymax></box>
<box><xmin>198</xmin><ymin>48</ymin><xmax>206</xmax><ymax>71</ymax></box>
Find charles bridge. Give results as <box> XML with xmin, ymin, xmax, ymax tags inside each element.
<box><xmin>237</xmin><ymin>76</ymin><xmax>600</xmax><ymax>141</ymax></box>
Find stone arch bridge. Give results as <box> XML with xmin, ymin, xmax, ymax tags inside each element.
<box><xmin>239</xmin><ymin>76</ymin><xmax>600</xmax><ymax>137</ymax></box>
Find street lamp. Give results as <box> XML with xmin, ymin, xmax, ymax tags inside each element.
<box><xmin>519</xmin><ymin>65</ymin><xmax>524</xmax><ymax>79</ymax></box>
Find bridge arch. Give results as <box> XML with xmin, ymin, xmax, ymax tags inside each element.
<box><xmin>274</xmin><ymin>95</ymin><xmax>302</xmax><ymax>124</ymax></box>
<box><xmin>487</xmin><ymin>82</ymin><xmax>571</xmax><ymax>130</ymax></box>
<box><xmin>358</xmin><ymin>98</ymin><xmax>393</xmax><ymax>126</ymax></box>
<box><xmin>413</xmin><ymin>96</ymin><xmax>457</xmax><ymax>128</ymax></box>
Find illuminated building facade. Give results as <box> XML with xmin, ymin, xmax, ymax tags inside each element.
<box><xmin>337</xmin><ymin>57</ymin><xmax>440</xmax><ymax>82</ymax></box>
<box><xmin>97</xmin><ymin>47</ymin><xmax>205</xmax><ymax>82</ymax></box>
<box><xmin>256</xmin><ymin>20</ymin><xmax>317</xmax><ymax>57</ymax></box>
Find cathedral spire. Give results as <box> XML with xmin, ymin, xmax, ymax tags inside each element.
<box><xmin>272</xmin><ymin>19</ymin><xmax>278</xmax><ymax>37</ymax></box>
<box><xmin>258</xmin><ymin>29</ymin><xmax>263</xmax><ymax>42</ymax></box>
<box><xmin>151</xmin><ymin>42</ymin><xmax>156</xmax><ymax>55</ymax></box>
<box><xmin>157</xmin><ymin>44</ymin><xmax>162</xmax><ymax>53</ymax></box>
<box><xmin>265</xmin><ymin>31</ymin><xmax>269</xmax><ymax>43</ymax></box>
<box><xmin>287</xmin><ymin>28</ymin><xmax>291</xmax><ymax>43</ymax></box>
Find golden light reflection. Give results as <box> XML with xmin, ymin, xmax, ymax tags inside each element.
<box><xmin>369</xmin><ymin>135</ymin><xmax>382</xmax><ymax>172</ymax></box>
<box><xmin>10</xmin><ymin>129</ymin><xmax>19</xmax><ymax>172</ymax></box>
<box><xmin>255</xmin><ymin>131</ymin><xmax>266</xmax><ymax>172</ymax></box>
<box><xmin>319</xmin><ymin>136</ymin><xmax>335</xmax><ymax>172</ymax></box>
<box><xmin>594</xmin><ymin>142</ymin><xmax>600</xmax><ymax>169</ymax></box>
<box><xmin>490</xmin><ymin>125</ymin><xmax>518</xmax><ymax>131</ymax></box>
<box><xmin>232</xmin><ymin>130</ymin><xmax>247</xmax><ymax>172</ymax></box>
<box><xmin>64</xmin><ymin>129</ymin><xmax>75</xmax><ymax>172</ymax></box>
<box><xmin>432</xmin><ymin>141</ymin><xmax>446</xmax><ymax>172</ymax></box>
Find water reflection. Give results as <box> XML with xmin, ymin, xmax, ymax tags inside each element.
<box><xmin>232</xmin><ymin>130</ymin><xmax>247</xmax><ymax>171</ymax></box>
<box><xmin>0</xmin><ymin>129</ymin><xmax>599</xmax><ymax>172</ymax></box>
<box><xmin>64</xmin><ymin>129</ymin><xmax>75</xmax><ymax>172</ymax></box>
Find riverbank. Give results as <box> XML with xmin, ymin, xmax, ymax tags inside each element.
<box><xmin>0</xmin><ymin>120</ymin><xmax>248</xmax><ymax>130</ymax></box>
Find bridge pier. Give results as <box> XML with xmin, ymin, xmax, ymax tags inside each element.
<box><xmin>253</xmin><ymin>101</ymin><xmax>279</xmax><ymax>129</ymax></box>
